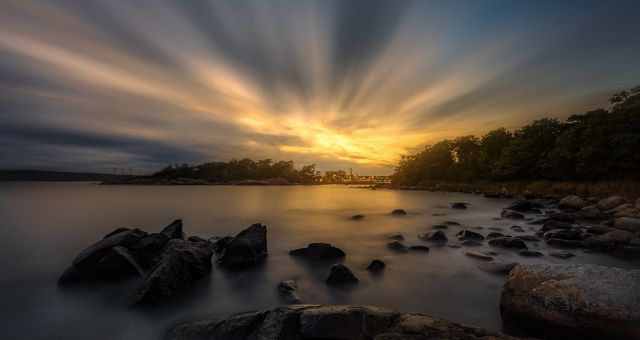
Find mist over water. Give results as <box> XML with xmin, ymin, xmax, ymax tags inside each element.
<box><xmin>0</xmin><ymin>183</ymin><xmax>637</xmax><ymax>339</ymax></box>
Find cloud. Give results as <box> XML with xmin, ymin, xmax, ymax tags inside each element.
<box><xmin>0</xmin><ymin>0</ymin><xmax>639</xmax><ymax>174</ymax></box>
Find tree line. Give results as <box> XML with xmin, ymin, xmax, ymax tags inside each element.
<box><xmin>392</xmin><ymin>85</ymin><xmax>640</xmax><ymax>186</ymax></box>
<box><xmin>154</xmin><ymin>159</ymin><xmax>320</xmax><ymax>184</ymax></box>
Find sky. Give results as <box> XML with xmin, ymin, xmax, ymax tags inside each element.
<box><xmin>0</xmin><ymin>0</ymin><xmax>639</xmax><ymax>175</ymax></box>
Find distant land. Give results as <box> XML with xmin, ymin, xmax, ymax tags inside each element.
<box><xmin>0</xmin><ymin>170</ymin><xmax>122</xmax><ymax>182</ymax></box>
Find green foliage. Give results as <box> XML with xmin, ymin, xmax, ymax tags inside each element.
<box><xmin>154</xmin><ymin>158</ymin><xmax>320</xmax><ymax>184</ymax></box>
<box><xmin>392</xmin><ymin>86</ymin><xmax>640</xmax><ymax>185</ymax></box>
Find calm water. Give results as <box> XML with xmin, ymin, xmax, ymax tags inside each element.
<box><xmin>0</xmin><ymin>183</ymin><xmax>637</xmax><ymax>339</ymax></box>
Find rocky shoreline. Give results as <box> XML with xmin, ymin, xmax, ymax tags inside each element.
<box><xmin>57</xmin><ymin>193</ymin><xmax>640</xmax><ymax>339</ymax></box>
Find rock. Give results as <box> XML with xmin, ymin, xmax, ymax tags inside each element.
<box><xmin>598</xmin><ymin>196</ymin><xmax>626</xmax><ymax>211</ymax></box>
<box><xmin>580</xmin><ymin>230</ymin><xmax>637</xmax><ymax>251</ymax></box>
<box><xmin>456</xmin><ymin>230</ymin><xmax>484</xmax><ymax>241</ymax></box>
<box><xmin>543</xmin><ymin>228</ymin><xmax>582</xmax><ymax>240</ymax></box>
<box><xmin>461</xmin><ymin>240</ymin><xmax>483</xmax><ymax>247</ymax></box>
<box><xmin>217</xmin><ymin>223</ymin><xmax>268</xmax><ymax>269</ymax></box>
<box><xmin>134</xmin><ymin>239</ymin><xmax>214</xmax><ymax>305</ymax></box>
<box><xmin>515</xmin><ymin>235</ymin><xmax>539</xmax><ymax>242</ymax></box>
<box><xmin>548</xmin><ymin>250</ymin><xmax>575</xmax><ymax>259</ymax></box>
<box><xmin>186</xmin><ymin>236</ymin><xmax>208</xmax><ymax>243</ymax></box>
<box><xmin>351</xmin><ymin>214</ymin><xmax>364</xmax><ymax>220</ymax></box>
<box><xmin>501</xmin><ymin>209</ymin><xmax>524</xmax><ymax>219</ymax></box>
<box><xmin>408</xmin><ymin>245</ymin><xmax>430</xmax><ymax>252</ymax></box>
<box><xmin>510</xmin><ymin>225</ymin><xmax>524</xmax><ymax>232</ymax></box>
<box><xmin>451</xmin><ymin>202</ymin><xmax>469</xmax><ymax>209</ymax></box>
<box><xmin>166</xmin><ymin>305</ymin><xmax>517</xmax><ymax>340</ymax></box>
<box><xmin>488</xmin><ymin>226</ymin><xmax>504</xmax><ymax>231</ymax></box>
<box><xmin>577</xmin><ymin>206</ymin><xmax>604</xmax><ymax>220</ymax></box>
<box><xmin>604</xmin><ymin>203</ymin><xmax>634</xmax><ymax>215</ymax></box>
<box><xmin>489</xmin><ymin>237</ymin><xmax>527</xmax><ymax>249</ymax></box>
<box><xmin>613</xmin><ymin>217</ymin><xmax>640</xmax><ymax>232</ymax></box>
<box><xmin>487</xmin><ymin>232</ymin><xmax>505</xmax><ymax>239</ymax></box>
<box><xmin>547</xmin><ymin>211</ymin><xmax>577</xmax><ymax>223</ymax></box>
<box><xmin>463</xmin><ymin>250</ymin><xmax>493</xmax><ymax>261</ymax></box>
<box><xmin>277</xmin><ymin>280</ymin><xmax>303</xmax><ymax>304</ymax></box>
<box><xmin>103</xmin><ymin>227</ymin><xmax>130</xmax><ymax>238</ymax></box>
<box><xmin>388</xmin><ymin>234</ymin><xmax>404</xmax><ymax>241</ymax></box>
<box><xmin>558</xmin><ymin>195</ymin><xmax>587</xmax><ymax>210</ymax></box>
<box><xmin>586</xmin><ymin>225</ymin><xmax>613</xmax><ymax>235</ymax></box>
<box><xmin>540</xmin><ymin>220</ymin><xmax>573</xmax><ymax>231</ymax></box>
<box><xmin>418</xmin><ymin>230</ymin><xmax>447</xmax><ymax>242</ymax></box>
<box><xmin>477</xmin><ymin>261</ymin><xmax>517</xmax><ymax>274</ymax></box>
<box><xmin>366</xmin><ymin>259</ymin><xmax>386</xmax><ymax>271</ymax></box>
<box><xmin>71</xmin><ymin>228</ymin><xmax>147</xmax><ymax>273</ymax></box>
<box><xmin>431</xmin><ymin>224</ymin><xmax>448</xmax><ymax>229</ymax></box>
<box><xmin>443</xmin><ymin>221</ymin><xmax>460</xmax><ymax>225</ymax></box>
<box><xmin>505</xmin><ymin>200</ymin><xmax>535</xmax><ymax>212</ymax></box>
<box><xmin>528</xmin><ymin>217</ymin><xmax>550</xmax><ymax>225</ymax></box>
<box><xmin>390</xmin><ymin>209</ymin><xmax>406</xmax><ymax>215</ymax></box>
<box><xmin>387</xmin><ymin>240</ymin><xmax>408</xmax><ymax>252</ymax></box>
<box><xmin>518</xmin><ymin>250</ymin><xmax>543</xmax><ymax>257</ymax></box>
<box><xmin>94</xmin><ymin>246</ymin><xmax>145</xmax><ymax>278</ymax></box>
<box><xmin>325</xmin><ymin>264</ymin><xmax>359</xmax><ymax>286</ymax></box>
<box><xmin>290</xmin><ymin>243</ymin><xmax>346</xmax><ymax>261</ymax></box>
<box><xmin>546</xmin><ymin>238</ymin><xmax>581</xmax><ymax>248</ymax></box>
<box><xmin>210</xmin><ymin>236</ymin><xmax>233</xmax><ymax>253</ymax></box>
<box><xmin>500</xmin><ymin>264</ymin><xmax>640</xmax><ymax>339</ymax></box>
<box><xmin>161</xmin><ymin>219</ymin><xmax>186</xmax><ymax>239</ymax></box>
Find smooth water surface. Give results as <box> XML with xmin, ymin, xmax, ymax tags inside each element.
<box><xmin>0</xmin><ymin>183</ymin><xmax>637</xmax><ymax>339</ymax></box>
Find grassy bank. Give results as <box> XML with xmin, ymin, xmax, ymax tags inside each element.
<box><xmin>407</xmin><ymin>180</ymin><xmax>640</xmax><ymax>199</ymax></box>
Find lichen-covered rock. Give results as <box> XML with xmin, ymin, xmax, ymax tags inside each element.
<box><xmin>500</xmin><ymin>264</ymin><xmax>640</xmax><ymax>339</ymax></box>
<box><xmin>217</xmin><ymin>223</ymin><xmax>268</xmax><ymax>269</ymax></box>
<box><xmin>559</xmin><ymin>195</ymin><xmax>587</xmax><ymax>210</ymax></box>
<box><xmin>134</xmin><ymin>239</ymin><xmax>214</xmax><ymax>305</ymax></box>
<box><xmin>166</xmin><ymin>305</ymin><xmax>520</xmax><ymax>340</ymax></box>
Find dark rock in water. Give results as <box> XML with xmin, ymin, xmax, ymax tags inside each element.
<box><xmin>388</xmin><ymin>233</ymin><xmax>404</xmax><ymax>241</ymax></box>
<box><xmin>464</xmin><ymin>250</ymin><xmax>493</xmax><ymax>261</ymax></box>
<box><xmin>103</xmin><ymin>227</ymin><xmax>130</xmax><ymax>238</ymax></box>
<box><xmin>547</xmin><ymin>211</ymin><xmax>576</xmax><ymax>223</ymax></box>
<box><xmin>505</xmin><ymin>200</ymin><xmax>533</xmax><ymax>212</ymax></box>
<box><xmin>431</xmin><ymin>224</ymin><xmax>448</xmax><ymax>229</ymax></box>
<box><xmin>57</xmin><ymin>266</ymin><xmax>89</xmax><ymax>286</ymax></box>
<box><xmin>70</xmin><ymin>228</ymin><xmax>147</xmax><ymax>274</ymax></box>
<box><xmin>510</xmin><ymin>225</ymin><xmax>524</xmax><ymax>232</ymax></box>
<box><xmin>451</xmin><ymin>202</ymin><xmax>469</xmax><ymax>209</ymax></box>
<box><xmin>488</xmin><ymin>226</ymin><xmax>503</xmax><ymax>231</ymax></box>
<box><xmin>128</xmin><ymin>233</ymin><xmax>171</xmax><ymax>270</ymax></box>
<box><xmin>477</xmin><ymin>261</ymin><xmax>517</xmax><ymax>274</ymax></box>
<box><xmin>546</xmin><ymin>238</ymin><xmax>580</xmax><ymax>248</ymax></box>
<box><xmin>487</xmin><ymin>232</ymin><xmax>505</xmax><ymax>239</ymax></box>
<box><xmin>186</xmin><ymin>236</ymin><xmax>208</xmax><ymax>243</ymax></box>
<box><xmin>461</xmin><ymin>240</ymin><xmax>483</xmax><ymax>247</ymax></box>
<box><xmin>518</xmin><ymin>250</ymin><xmax>543</xmax><ymax>257</ymax></box>
<box><xmin>95</xmin><ymin>246</ymin><xmax>145</xmax><ymax>278</ymax></box>
<box><xmin>577</xmin><ymin>206</ymin><xmax>604</xmax><ymax>220</ymax></box>
<box><xmin>166</xmin><ymin>305</ymin><xmax>516</xmax><ymax>340</ymax></box>
<box><xmin>325</xmin><ymin>264</ymin><xmax>359</xmax><ymax>285</ymax></box>
<box><xmin>558</xmin><ymin>195</ymin><xmax>588</xmax><ymax>210</ymax></box>
<box><xmin>597</xmin><ymin>195</ymin><xmax>626</xmax><ymax>211</ymax></box>
<box><xmin>528</xmin><ymin>217</ymin><xmax>550</xmax><ymax>225</ymax></box>
<box><xmin>484</xmin><ymin>192</ymin><xmax>500</xmax><ymax>198</ymax></box>
<box><xmin>217</xmin><ymin>223</ymin><xmax>268</xmax><ymax>269</ymax></box>
<box><xmin>390</xmin><ymin>209</ymin><xmax>406</xmax><ymax>215</ymax></box>
<box><xmin>418</xmin><ymin>230</ymin><xmax>447</xmax><ymax>242</ymax></box>
<box><xmin>290</xmin><ymin>243</ymin><xmax>346</xmax><ymax>260</ymax></box>
<box><xmin>161</xmin><ymin>219</ymin><xmax>186</xmax><ymax>239</ymax></box>
<box><xmin>500</xmin><ymin>264</ymin><xmax>640</xmax><ymax>339</ymax></box>
<box><xmin>443</xmin><ymin>221</ymin><xmax>461</xmax><ymax>225</ymax></box>
<box><xmin>386</xmin><ymin>240</ymin><xmax>408</xmax><ymax>252</ymax></box>
<box><xmin>543</xmin><ymin>228</ymin><xmax>582</xmax><ymax>240</ymax></box>
<box><xmin>210</xmin><ymin>236</ymin><xmax>233</xmax><ymax>253</ymax></box>
<box><xmin>134</xmin><ymin>239</ymin><xmax>214</xmax><ymax>306</ymax></box>
<box><xmin>501</xmin><ymin>209</ymin><xmax>524</xmax><ymax>220</ymax></box>
<box><xmin>456</xmin><ymin>230</ymin><xmax>484</xmax><ymax>241</ymax></box>
<box><xmin>366</xmin><ymin>259</ymin><xmax>386</xmax><ymax>271</ymax></box>
<box><xmin>540</xmin><ymin>220</ymin><xmax>573</xmax><ymax>232</ymax></box>
<box><xmin>515</xmin><ymin>235</ymin><xmax>539</xmax><ymax>242</ymax></box>
<box><xmin>586</xmin><ymin>225</ymin><xmax>613</xmax><ymax>235</ymax></box>
<box><xmin>548</xmin><ymin>250</ymin><xmax>575</xmax><ymax>259</ymax></box>
<box><xmin>351</xmin><ymin>214</ymin><xmax>364</xmax><ymax>220</ymax></box>
<box><xmin>277</xmin><ymin>280</ymin><xmax>303</xmax><ymax>304</ymax></box>
<box><xmin>489</xmin><ymin>237</ymin><xmax>527</xmax><ymax>249</ymax></box>
<box><xmin>408</xmin><ymin>245</ymin><xmax>430</xmax><ymax>252</ymax></box>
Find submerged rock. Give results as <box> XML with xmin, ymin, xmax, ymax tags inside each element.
<box><xmin>325</xmin><ymin>264</ymin><xmax>359</xmax><ymax>286</ymax></box>
<box><xmin>477</xmin><ymin>261</ymin><xmax>517</xmax><ymax>274</ymax></box>
<box><xmin>489</xmin><ymin>237</ymin><xmax>527</xmax><ymax>249</ymax></box>
<box><xmin>166</xmin><ymin>305</ymin><xmax>518</xmax><ymax>340</ymax></box>
<box><xmin>388</xmin><ymin>233</ymin><xmax>404</xmax><ymax>241</ymax></box>
<box><xmin>390</xmin><ymin>209</ymin><xmax>407</xmax><ymax>215</ymax></box>
<box><xmin>518</xmin><ymin>250</ymin><xmax>543</xmax><ymax>257</ymax></box>
<box><xmin>366</xmin><ymin>259</ymin><xmax>386</xmax><ymax>271</ymax></box>
<box><xmin>418</xmin><ymin>230</ymin><xmax>448</xmax><ymax>242</ymax></box>
<box><xmin>351</xmin><ymin>214</ymin><xmax>364</xmax><ymax>220</ymax></box>
<box><xmin>500</xmin><ymin>264</ymin><xmax>640</xmax><ymax>339</ymax></box>
<box><xmin>277</xmin><ymin>280</ymin><xmax>303</xmax><ymax>304</ymax></box>
<box><xmin>463</xmin><ymin>250</ymin><xmax>493</xmax><ymax>261</ymax></box>
<box><xmin>134</xmin><ymin>239</ymin><xmax>215</xmax><ymax>305</ymax></box>
<box><xmin>548</xmin><ymin>250</ymin><xmax>575</xmax><ymax>259</ymax></box>
<box><xmin>456</xmin><ymin>230</ymin><xmax>485</xmax><ymax>241</ymax></box>
<box><xmin>387</xmin><ymin>240</ymin><xmax>408</xmax><ymax>252</ymax></box>
<box><xmin>408</xmin><ymin>245</ymin><xmax>430</xmax><ymax>252</ymax></box>
<box><xmin>217</xmin><ymin>223</ymin><xmax>268</xmax><ymax>269</ymax></box>
<box><xmin>290</xmin><ymin>243</ymin><xmax>346</xmax><ymax>260</ymax></box>
<box><xmin>451</xmin><ymin>202</ymin><xmax>469</xmax><ymax>209</ymax></box>
<box><xmin>501</xmin><ymin>209</ymin><xmax>525</xmax><ymax>220</ymax></box>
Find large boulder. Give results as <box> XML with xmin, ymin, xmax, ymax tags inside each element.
<box><xmin>71</xmin><ymin>228</ymin><xmax>147</xmax><ymax>273</ymax></box>
<box><xmin>598</xmin><ymin>196</ymin><xmax>626</xmax><ymax>211</ymax></box>
<box><xmin>500</xmin><ymin>264</ymin><xmax>640</xmax><ymax>339</ymax></box>
<box><xmin>289</xmin><ymin>243</ymin><xmax>346</xmax><ymax>260</ymax></box>
<box><xmin>217</xmin><ymin>223</ymin><xmax>268</xmax><ymax>269</ymax></box>
<box><xmin>166</xmin><ymin>305</ymin><xmax>519</xmax><ymax>340</ymax></box>
<box><xmin>134</xmin><ymin>239</ymin><xmax>215</xmax><ymax>305</ymax></box>
<box><xmin>161</xmin><ymin>219</ymin><xmax>186</xmax><ymax>239</ymax></box>
<box><xmin>559</xmin><ymin>195</ymin><xmax>587</xmax><ymax>210</ymax></box>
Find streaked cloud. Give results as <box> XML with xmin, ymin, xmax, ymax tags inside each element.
<box><xmin>0</xmin><ymin>0</ymin><xmax>639</xmax><ymax>174</ymax></box>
